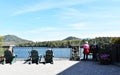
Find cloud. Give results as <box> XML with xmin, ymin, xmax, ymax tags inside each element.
<box><xmin>16</xmin><ymin>26</ymin><xmax>120</xmax><ymax>41</ymax></box>
<box><xmin>27</xmin><ymin>27</ymin><xmax>58</xmax><ymax>34</ymax></box>
<box><xmin>57</xmin><ymin>4</ymin><xmax>120</xmax><ymax>21</ymax></box>
<box><xmin>12</xmin><ymin>0</ymin><xmax>96</xmax><ymax>16</ymax></box>
<box><xmin>68</xmin><ymin>23</ymin><xmax>87</xmax><ymax>29</ymax></box>
<box><xmin>58</xmin><ymin>8</ymin><xmax>81</xmax><ymax>20</ymax></box>
<box><xmin>80</xmin><ymin>30</ymin><xmax>120</xmax><ymax>38</ymax></box>
<box><xmin>101</xmin><ymin>30</ymin><xmax>120</xmax><ymax>37</ymax></box>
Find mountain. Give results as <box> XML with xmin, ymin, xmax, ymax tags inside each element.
<box><xmin>63</xmin><ymin>36</ymin><xmax>80</xmax><ymax>40</ymax></box>
<box><xmin>3</xmin><ymin>35</ymin><xmax>33</xmax><ymax>46</ymax></box>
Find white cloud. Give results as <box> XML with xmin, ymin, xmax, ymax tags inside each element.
<box><xmin>14</xmin><ymin>28</ymin><xmax>120</xmax><ymax>42</ymax></box>
<box><xmin>68</xmin><ymin>23</ymin><xmax>87</xmax><ymax>29</ymax></box>
<box><xmin>99</xmin><ymin>31</ymin><xmax>120</xmax><ymax>37</ymax></box>
<box><xmin>58</xmin><ymin>5</ymin><xmax>120</xmax><ymax>21</ymax></box>
<box><xmin>79</xmin><ymin>30</ymin><xmax>120</xmax><ymax>38</ymax></box>
<box><xmin>58</xmin><ymin>8</ymin><xmax>81</xmax><ymax>20</ymax></box>
<box><xmin>28</xmin><ymin>27</ymin><xmax>58</xmax><ymax>34</ymax></box>
<box><xmin>12</xmin><ymin>0</ymin><xmax>96</xmax><ymax>16</ymax></box>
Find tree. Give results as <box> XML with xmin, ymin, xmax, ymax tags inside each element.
<box><xmin>0</xmin><ymin>36</ymin><xmax>4</xmax><ymax>56</ymax></box>
<box><xmin>112</xmin><ymin>37</ymin><xmax>120</xmax><ymax>44</ymax></box>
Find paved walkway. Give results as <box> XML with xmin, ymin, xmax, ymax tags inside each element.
<box><xmin>0</xmin><ymin>60</ymin><xmax>120</xmax><ymax>75</ymax></box>
<box><xmin>57</xmin><ymin>61</ymin><xmax>120</xmax><ymax>75</ymax></box>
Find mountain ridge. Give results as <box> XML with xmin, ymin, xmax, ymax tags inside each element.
<box><xmin>2</xmin><ymin>35</ymin><xmax>81</xmax><ymax>46</ymax></box>
<box><xmin>63</xmin><ymin>36</ymin><xmax>80</xmax><ymax>40</ymax></box>
<box><xmin>2</xmin><ymin>35</ymin><xmax>33</xmax><ymax>46</ymax></box>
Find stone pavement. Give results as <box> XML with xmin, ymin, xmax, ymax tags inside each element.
<box><xmin>0</xmin><ymin>60</ymin><xmax>120</xmax><ymax>75</ymax></box>
<box><xmin>57</xmin><ymin>61</ymin><xmax>120</xmax><ymax>75</ymax></box>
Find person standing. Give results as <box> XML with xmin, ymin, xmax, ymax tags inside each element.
<box><xmin>83</xmin><ymin>41</ymin><xmax>90</xmax><ymax>60</ymax></box>
<box><xmin>93</xmin><ymin>43</ymin><xmax>99</xmax><ymax>61</ymax></box>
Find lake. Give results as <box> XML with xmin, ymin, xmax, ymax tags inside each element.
<box><xmin>13</xmin><ymin>47</ymin><xmax>84</xmax><ymax>59</ymax></box>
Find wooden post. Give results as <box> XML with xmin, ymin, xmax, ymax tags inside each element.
<box><xmin>70</xmin><ymin>45</ymin><xmax>80</xmax><ymax>61</ymax></box>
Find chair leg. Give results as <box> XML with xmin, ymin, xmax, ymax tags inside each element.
<box><xmin>29</xmin><ymin>61</ymin><xmax>32</xmax><ymax>64</ymax></box>
<box><xmin>2</xmin><ymin>60</ymin><xmax>5</xmax><ymax>65</ymax></box>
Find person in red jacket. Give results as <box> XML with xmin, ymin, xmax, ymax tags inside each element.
<box><xmin>83</xmin><ymin>41</ymin><xmax>90</xmax><ymax>60</ymax></box>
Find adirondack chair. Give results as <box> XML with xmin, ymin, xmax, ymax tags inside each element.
<box><xmin>30</xmin><ymin>50</ymin><xmax>39</xmax><ymax>64</ymax></box>
<box><xmin>4</xmin><ymin>50</ymin><xmax>16</xmax><ymax>64</ymax></box>
<box><xmin>44</xmin><ymin>50</ymin><xmax>54</xmax><ymax>64</ymax></box>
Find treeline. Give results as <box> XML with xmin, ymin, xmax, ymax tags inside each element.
<box><xmin>0</xmin><ymin>36</ymin><xmax>3</xmax><ymax>46</ymax></box>
<box><xmin>0</xmin><ymin>36</ymin><xmax>4</xmax><ymax>55</ymax></box>
<box><xmin>18</xmin><ymin>37</ymin><xmax>120</xmax><ymax>48</ymax></box>
<box><xmin>18</xmin><ymin>40</ymin><xmax>82</xmax><ymax>48</ymax></box>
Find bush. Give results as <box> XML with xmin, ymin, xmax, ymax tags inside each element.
<box><xmin>99</xmin><ymin>53</ymin><xmax>111</xmax><ymax>65</ymax></box>
<box><xmin>0</xmin><ymin>48</ymin><xmax>4</xmax><ymax>56</ymax></box>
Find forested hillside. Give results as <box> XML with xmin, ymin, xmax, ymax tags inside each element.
<box><xmin>2</xmin><ymin>35</ymin><xmax>33</xmax><ymax>46</ymax></box>
<box><xmin>1</xmin><ymin>35</ymin><xmax>119</xmax><ymax>47</ymax></box>
<box><xmin>63</xmin><ymin>36</ymin><xmax>80</xmax><ymax>40</ymax></box>
<box><xmin>18</xmin><ymin>36</ymin><xmax>119</xmax><ymax>48</ymax></box>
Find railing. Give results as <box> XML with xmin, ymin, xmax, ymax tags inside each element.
<box><xmin>110</xmin><ymin>44</ymin><xmax>120</xmax><ymax>63</ymax></box>
<box><xmin>13</xmin><ymin>47</ymin><xmax>71</xmax><ymax>58</ymax></box>
<box><xmin>99</xmin><ymin>44</ymin><xmax>120</xmax><ymax>63</ymax></box>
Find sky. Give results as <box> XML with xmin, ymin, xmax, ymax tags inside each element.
<box><xmin>0</xmin><ymin>0</ymin><xmax>120</xmax><ymax>42</ymax></box>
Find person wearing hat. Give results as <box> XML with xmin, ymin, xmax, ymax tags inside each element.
<box><xmin>83</xmin><ymin>41</ymin><xmax>90</xmax><ymax>60</ymax></box>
